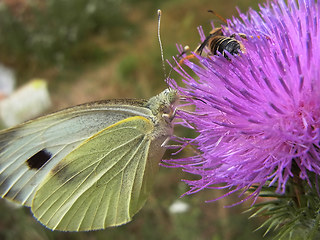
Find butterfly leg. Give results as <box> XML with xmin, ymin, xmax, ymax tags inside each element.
<box><xmin>161</xmin><ymin>137</ymin><xmax>181</xmax><ymax>149</ymax></box>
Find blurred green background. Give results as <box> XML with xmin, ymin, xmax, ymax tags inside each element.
<box><xmin>0</xmin><ymin>0</ymin><xmax>273</xmax><ymax>239</ymax></box>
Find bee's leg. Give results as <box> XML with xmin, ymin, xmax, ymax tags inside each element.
<box><xmin>178</xmin><ymin>54</ymin><xmax>197</xmax><ymax>66</ymax></box>
<box><xmin>238</xmin><ymin>33</ymin><xmax>248</xmax><ymax>39</ymax></box>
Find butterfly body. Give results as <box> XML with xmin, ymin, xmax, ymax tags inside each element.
<box><xmin>0</xmin><ymin>88</ymin><xmax>178</xmax><ymax>231</ymax></box>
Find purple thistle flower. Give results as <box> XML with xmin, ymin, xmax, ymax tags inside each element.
<box><xmin>167</xmin><ymin>0</ymin><xmax>320</xmax><ymax>202</ymax></box>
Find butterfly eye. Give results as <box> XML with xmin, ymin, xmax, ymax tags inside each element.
<box><xmin>162</xmin><ymin>106</ymin><xmax>175</xmax><ymax>124</ymax></box>
<box><xmin>163</xmin><ymin>106</ymin><xmax>171</xmax><ymax>114</ymax></box>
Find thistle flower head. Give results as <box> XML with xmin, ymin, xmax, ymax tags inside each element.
<box><xmin>168</xmin><ymin>0</ymin><xmax>320</xmax><ymax>201</ymax></box>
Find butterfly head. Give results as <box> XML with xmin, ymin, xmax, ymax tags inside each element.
<box><xmin>145</xmin><ymin>88</ymin><xmax>179</xmax><ymax>123</ymax></box>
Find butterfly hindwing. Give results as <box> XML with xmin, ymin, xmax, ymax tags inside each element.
<box><xmin>31</xmin><ymin>116</ymin><xmax>164</xmax><ymax>231</ymax></box>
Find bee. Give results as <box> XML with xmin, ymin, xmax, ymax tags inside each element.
<box><xmin>179</xmin><ymin>28</ymin><xmax>246</xmax><ymax>65</ymax></box>
<box><xmin>195</xmin><ymin>27</ymin><xmax>246</xmax><ymax>59</ymax></box>
<box><xmin>179</xmin><ymin>10</ymin><xmax>248</xmax><ymax>64</ymax></box>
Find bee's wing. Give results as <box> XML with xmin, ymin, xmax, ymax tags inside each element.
<box><xmin>0</xmin><ymin>101</ymin><xmax>150</xmax><ymax>206</ymax></box>
<box><xmin>31</xmin><ymin>116</ymin><xmax>165</xmax><ymax>231</ymax></box>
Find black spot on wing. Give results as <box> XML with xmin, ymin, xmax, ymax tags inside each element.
<box><xmin>26</xmin><ymin>149</ymin><xmax>52</xmax><ymax>169</ymax></box>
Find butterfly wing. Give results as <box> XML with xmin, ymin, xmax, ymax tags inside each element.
<box><xmin>31</xmin><ymin>116</ymin><xmax>166</xmax><ymax>231</ymax></box>
<box><xmin>0</xmin><ymin>101</ymin><xmax>150</xmax><ymax>206</ymax></box>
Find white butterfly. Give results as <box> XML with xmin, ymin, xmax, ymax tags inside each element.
<box><xmin>0</xmin><ymin>88</ymin><xmax>178</xmax><ymax>231</ymax></box>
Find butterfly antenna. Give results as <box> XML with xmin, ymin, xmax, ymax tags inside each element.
<box><xmin>157</xmin><ymin>9</ymin><xmax>168</xmax><ymax>82</ymax></box>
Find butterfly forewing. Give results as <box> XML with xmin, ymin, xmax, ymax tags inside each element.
<box><xmin>32</xmin><ymin>116</ymin><xmax>164</xmax><ymax>231</ymax></box>
<box><xmin>0</xmin><ymin>101</ymin><xmax>152</xmax><ymax>206</ymax></box>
